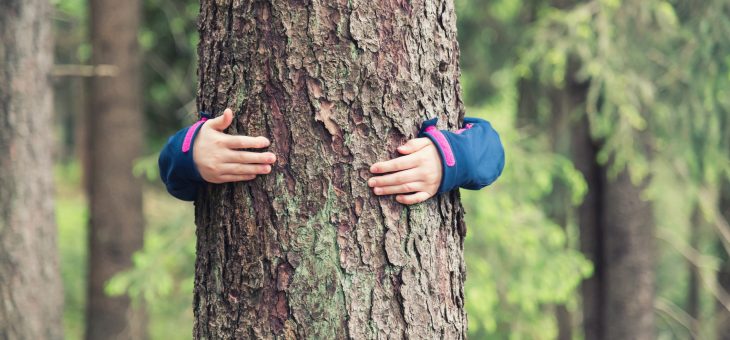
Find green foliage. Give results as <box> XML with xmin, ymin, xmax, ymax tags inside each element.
<box><xmin>133</xmin><ymin>152</ymin><xmax>162</xmax><ymax>182</ymax></box>
<box><xmin>141</xmin><ymin>0</ymin><xmax>201</xmax><ymax>143</ymax></box>
<box><xmin>479</xmin><ymin>0</ymin><xmax>730</xmax><ymax>338</ymax></box>
<box><xmin>56</xmin><ymin>161</ymin><xmax>197</xmax><ymax>339</ymax></box>
<box><xmin>55</xmin><ymin>163</ymin><xmax>88</xmax><ymax>340</ymax></box>
<box><xmin>457</xmin><ymin>0</ymin><xmax>730</xmax><ymax>338</ymax></box>
<box><xmin>105</xmin><ymin>188</ymin><xmax>196</xmax><ymax>339</ymax></box>
<box><xmin>462</xmin><ymin>84</ymin><xmax>591</xmax><ymax>339</ymax></box>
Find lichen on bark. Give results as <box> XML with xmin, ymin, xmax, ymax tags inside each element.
<box><xmin>193</xmin><ymin>0</ymin><xmax>468</xmax><ymax>338</ymax></box>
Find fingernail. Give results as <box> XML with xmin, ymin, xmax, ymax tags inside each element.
<box><xmin>370</xmin><ymin>165</ymin><xmax>378</xmax><ymax>173</ymax></box>
<box><xmin>368</xmin><ymin>178</ymin><xmax>376</xmax><ymax>187</ymax></box>
<box><xmin>374</xmin><ymin>187</ymin><xmax>382</xmax><ymax>195</ymax></box>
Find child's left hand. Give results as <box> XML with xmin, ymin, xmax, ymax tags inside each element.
<box><xmin>368</xmin><ymin>138</ymin><xmax>443</xmax><ymax>205</ymax></box>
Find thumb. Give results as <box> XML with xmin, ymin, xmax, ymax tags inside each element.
<box><xmin>207</xmin><ymin>108</ymin><xmax>234</xmax><ymax>131</ymax></box>
<box><xmin>397</xmin><ymin>138</ymin><xmax>432</xmax><ymax>155</ymax></box>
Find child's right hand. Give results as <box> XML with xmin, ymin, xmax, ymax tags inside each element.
<box><xmin>193</xmin><ymin>108</ymin><xmax>277</xmax><ymax>184</ymax></box>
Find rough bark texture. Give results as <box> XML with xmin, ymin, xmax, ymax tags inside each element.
<box><xmin>85</xmin><ymin>0</ymin><xmax>146</xmax><ymax>338</ymax></box>
<box><xmin>193</xmin><ymin>0</ymin><xmax>467</xmax><ymax>338</ymax></box>
<box><xmin>0</xmin><ymin>0</ymin><xmax>63</xmax><ymax>338</ymax></box>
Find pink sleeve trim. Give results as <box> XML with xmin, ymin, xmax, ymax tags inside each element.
<box><xmin>455</xmin><ymin>123</ymin><xmax>474</xmax><ymax>135</ymax></box>
<box><xmin>424</xmin><ymin>126</ymin><xmax>456</xmax><ymax>167</ymax></box>
<box><xmin>182</xmin><ymin>118</ymin><xmax>208</xmax><ymax>153</ymax></box>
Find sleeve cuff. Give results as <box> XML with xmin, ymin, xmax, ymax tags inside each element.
<box><xmin>418</xmin><ymin>118</ymin><xmax>457</xmax><ymax>193</ymax></box>
<box><xmin>418</xmin><ymin>117</ymin><xmax>505</xmax><ymax>193</ymax></box>
<box><xmin>158</xmin><ymin>113</ymin><xmax>210</xmax><ymax>201</ymax></box>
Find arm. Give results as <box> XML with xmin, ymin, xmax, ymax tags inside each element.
<box><xmin>419</xmin><ymin>117</ymin><xmax>505</xmax><ymax>193</ymax></box>
<box><xmin>368</xmin><ymin>116</ymin><xmax>505</xmax><ymax>204</ymax></box>
<box><xmin>158</xmin><ymin>115</ymin><xmax>208</xmax><ymax>201</ymax></box>
<box><xmin>158</xmin><ymin>108</ymin><xmax>277</xmax><ymax>201</ymax></box>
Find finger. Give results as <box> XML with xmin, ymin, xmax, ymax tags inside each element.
<box><xmin>373</xmin><ymin>182</ymin><xmax>425</xmax><ymax>196</ymax></box>
<box><xmin>397</xmin><ymin>138</ymin><xmax>433</xmax><ymax>155</ymax></box>
<box><xmin>222</xmin><ymin>135</ymin><xmax>271</xmax><ymax>149</ymax></box>
<box><xmin>368</xmin><ymin>168</ymin><xmax>421</xmax><ymax>187</ymax></box>
<box><xmin>207</xmin><ymin>108</ymin><xmax>234</xmax><ymax>131</ymax></box>
<box><xmin>219</xmin><ymin>163</ymin><xmax>272</xmax><ymax>175</ymax></box>
<box><xmin>216</xmin><ymin>174</ymin><xmax>257</xmax><ymax>183</ymax></box>
<box><xmin>370</xmin><ymin>153</ymin><xmax>420</xmax><ymax>174</ymax></box>
<box><xmin>223</xmin><ymin>150</ymin><xmax>277</xmax><ymax>164</ymax></box>
<box><xmin>396</xmin><ymin>192</ymin><xmax>432</xmax><ymax>205</ymax></box>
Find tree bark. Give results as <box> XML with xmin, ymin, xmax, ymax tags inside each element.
<box><xmin>85</xmin><ymin>0</ymin><xmax>146</xmax><ymax>338</ymax></box>
<box><xmin>0</xmin><ymin>0</ymin><xmax>63</xmax><ymax>338</ymax></box>
<box><xmin>193</xmin><ymin>0</ymin><xmax>467</xmax><ymax>338</ymax></box>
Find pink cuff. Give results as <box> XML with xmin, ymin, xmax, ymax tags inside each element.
<box><xmin>182</xmin><ymin>118</ymin><xmax>208</xmax><ymax>153</ymax></box>
<box><xmin>455</xmin><ymin>123</ymin><xmax>474</xmax><ymax>135</ymax></box>
<box><xmin>424</xmin><ymin>126</ymin><xmax>456</xmax><ymax>167</ymax></box>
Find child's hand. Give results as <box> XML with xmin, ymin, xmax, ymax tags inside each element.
<box><xmin>368</xmin><ymin>138</ymin><xmax>443</xmax><ymax>205</ymax></box>
<box><xmin>193</xmin><ymin>108</ymin><xmax>277</xmax><ymax>184</ymax></box>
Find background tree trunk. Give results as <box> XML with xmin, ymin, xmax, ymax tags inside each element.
<box><xmin>85</xmin><ymin>0</ymin><xmax>146</xmax><ymax>338</ymax></box>
<box><xmin>687</xmin><ymin>207</ymin><xmax>702</xmax><ymax>339</ymax></box>
<box><xmin>0</xmin><ymin>0</ymin><xmax>63</xmax><ymax>338</ymax></box>
<box><xmin>569</xmin><ymin>78</ymin><xmax>655</xmax><ymax>340</ymax></box>
<box><xmin>718</xmin><ymin>184</ymin><xmax>730</xmax><ymax>340</ymax></box>
<box><xmin>602</xmin><ymin>168</ymin><xmax>655</xmax><ymax>339</ymax></box>
<box><xmin>193</xmin><ymin>0</ymin><xmax>467</xmax><ymax>338</ymax></box>
<box><xmin>571</xmin><ymin>114</ymin><xmax>606</xmax><ymax>340</ymax></box>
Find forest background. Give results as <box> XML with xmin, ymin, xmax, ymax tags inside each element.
<box><xmin>48</xmin><ymin>0</ymin><xmax>729</xmax><ymax>339</ymax></box>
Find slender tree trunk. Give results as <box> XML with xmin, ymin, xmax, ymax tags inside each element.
<box><xmin>718</xmin><ymin>183</ymin><xmax>730</xmax><ymax>340</ymax></box>
<box><xmin>571</xmin><ymin>114</ymin><xmax>605</xmax><ymax>340</ymax></box>
<box><xmin>573</xmin><ymin>117</ymin><xmax>656</xmax><ymax>340</ymax></box>
<box><xmin>568</xmin><ymin>81</ymin><xmax>655</xmax><ymax>340</ymax></box>
<box><xmin>0</xmin><ymin>0</ymin><xmax>63</xmax><ymax>338</ymax></box>
<box><xmin>687</xmin><ymin>207</ymin><xmax>702</xmax><ymax>339</ymax></box>
<box><xmin>193</xmin><ymin>0</ymin><xmax>467</xmax><ymax>338</ymax></box>
<box><xmin>546</xmin><ymin>65</ymin><xmax>586</xmax><ymax>340</ymax></box>
<box><xmin>601</xmin><ymin>168</ymin><xmax>655</xmax><ymax>339</ymax></box>
<box><xmin>85</xmin><ymin>0</ymin><xmax>146</xmax><ymax>338</ymax></box>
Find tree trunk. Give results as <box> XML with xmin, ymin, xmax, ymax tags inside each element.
<box><xmin>718</xmin><ymin>183</ymin><xmax>730</xmax><ymax>340</ymax></box>
<box><xmin>193</xmin><ymin>0</ymin><xmax>467</xmax><ymax>338</ymax></box>
<box><xmin>601</xmin><ymin>168</ymin><xmax>655</xmax><ymax>339</ymax></box>
<box><xmin>568</xmin><ymin>76</ymin><xmax>655</xmax><ymax>340</ymax></box>
<box><xmin>687</xmin><ymin>206</ymin><xmax>702</xmax><ymax>339</ymax></box>
<box><xmin>85</xmin><ymin>0</ymin><xmax>146</xmax><ymax>338</ymax></box>
<box><xmin>571</xmin><ymin>114</ymin><xmax>605</xmax><ymax>340</ymax></box>
<box><xmin>0</xmin><ymin>0</ymin><xmax>63</xmax><ymax>338</ymax></box>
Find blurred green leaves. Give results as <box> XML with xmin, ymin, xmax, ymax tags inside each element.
<box><xmin>462</xmin><ymin>93</ymin><xmax>591</xmax><ymax>339</ymax></box>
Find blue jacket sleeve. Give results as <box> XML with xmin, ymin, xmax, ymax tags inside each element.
<box><xmin>418</xmin><ymin>117</ymin><xmax>505</xmax><ymax>194</ymax></box>
<box><xmin>158</xmin><ymin>115</ymin><xmax>209</xmax><ymax>201</ymax></box>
